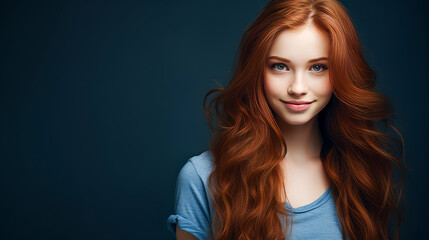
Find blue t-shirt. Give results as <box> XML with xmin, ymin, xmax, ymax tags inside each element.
<box><xmin>167</xmin><ymin>151</ymin><xmax>344</xmax><ymax>240</ymax></box>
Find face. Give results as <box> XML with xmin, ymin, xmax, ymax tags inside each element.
<box><xmin>264</xmin><ymin>22</ymin><xmax>333</xmax><ymax>126</ymax></box>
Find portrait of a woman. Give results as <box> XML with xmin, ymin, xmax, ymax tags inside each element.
<box><xmin>167</xmin><ymin>0</ymin><xmax>405</xmax><ymax>239</ymax></box>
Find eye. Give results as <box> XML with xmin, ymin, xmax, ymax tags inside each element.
<box><xmin>269</xmin><ymin>62</ymin><xmax>328</xmax><ymax>73</ymax></box>
<box><xmin>270</xmin><ymin>63</ymin><xmax>288</xmax><ymax>71</ymax></box>
<box><xmin>310</xmin><ymin>64</ymin><xmax>328</xmax><ymax>72</ymax></box>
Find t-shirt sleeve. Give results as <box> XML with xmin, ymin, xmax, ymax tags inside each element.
<box><xmin>166</xmin><ymin>159</ymin><xmax>211</xmax><ymax>240</ymax></box>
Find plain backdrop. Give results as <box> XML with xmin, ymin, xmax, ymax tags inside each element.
<box><xmin>1</xmin><ymin>0</ymin><xmax>428</xmax><ymax>239</ymax></box>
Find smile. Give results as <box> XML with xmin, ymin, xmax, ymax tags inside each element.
<box><xmin>282</xmin><ymin>101</ymin><xmax>314</xmax><ymax>112</ymax></box>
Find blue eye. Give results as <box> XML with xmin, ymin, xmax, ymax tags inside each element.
<box><xmin>269</xmin><ymin>62</ymin><xmax>328</xmax><ymax>72</ymax></box>
<box><xmin>271</xmin><ymin>63</ymin><xmax>288</xmax><ymax>71</ymax></box>
<box><xmin>311</xmin><ymin>64</ymin><xmax>328</xmax><ymax>72</ymax></box>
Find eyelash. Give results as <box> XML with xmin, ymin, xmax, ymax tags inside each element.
<box><xmin>269</xmin><ymin>63</ymin><xmax>328</xmax><ymax>72</ymax></box>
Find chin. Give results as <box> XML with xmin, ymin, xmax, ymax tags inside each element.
<box><xmin>279</xmin><ymin>114</ymin><xmax>315</xmax><ymax>126</ymax></box>
<box><xmin>284</xmin><ymin>118</ymin><xmax>312</xmax><ymax>126</ymax></box>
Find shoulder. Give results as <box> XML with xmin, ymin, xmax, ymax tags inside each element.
<box><xmin>167</xmin><ymin>151</ymin><xmax>214</xmax><ymax>239</ymax></box>
<box><xmin>178</xmin><ymin>150</ymin><xmax>213</xmax><ymax>188</ymax></box>
<box><xmin>187</xmin><ymin>150</ymin><xmax>213</xmax><ymax>177</ymax></box>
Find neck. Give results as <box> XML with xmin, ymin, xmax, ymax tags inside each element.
<box><xmin>276</xmin><ymin>115</ymin><xmax>323</xmax><ymax>164</ymax></box>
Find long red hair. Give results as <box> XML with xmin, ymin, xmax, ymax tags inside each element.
<box><xmin>203</xmin><ymin>0</ymin><xmax>405</xmax><ymax>239</ymax></box>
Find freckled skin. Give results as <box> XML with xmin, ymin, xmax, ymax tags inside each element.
<box><xmin>264</xmin><ymin>22</ymin><xmax>333</xmax><ymax>126</ymax></box>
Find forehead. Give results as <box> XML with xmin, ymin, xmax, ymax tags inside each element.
<box><xmin>268</xmin><ymin>23</ymin><xmax>330</xmax><ymax>62</ymax></box>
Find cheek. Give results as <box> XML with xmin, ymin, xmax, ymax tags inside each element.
<box><xmin>313</xmin><ymin>77</ymin><xmax>333</xmax><ymax>97</ymax></box>
<box><xmin>264</xmin><ymin>75</ymin><xmax>282</xmax><ymax>99</ymax></box>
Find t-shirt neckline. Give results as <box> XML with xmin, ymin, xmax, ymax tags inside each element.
<box><xmin>284</xmin><ymin>185</ymin><xmax>332</xmax><ymax>214</ymax></box>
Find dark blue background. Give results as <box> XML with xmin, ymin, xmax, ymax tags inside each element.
<box><xmin>1</xmin><ymin>0</ymin><xmax>427</xmax><ymax>239</ymax></box>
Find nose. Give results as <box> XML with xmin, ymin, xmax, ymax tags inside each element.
<box><xmin>287</xmin><ymin>72</ymin><xmax>308</xmax><ymax>96</ymax></box>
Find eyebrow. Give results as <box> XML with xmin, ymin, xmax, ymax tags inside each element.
<box><xmin>267</xmin><ymin>56</ymin><xmax>328</xmax><ymax>63</ymax></box>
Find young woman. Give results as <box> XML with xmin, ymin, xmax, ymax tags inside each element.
<box><xmin>167</xmin><ymin>0</ymin><xmax>405</xmax><ymax>239</ymax></box>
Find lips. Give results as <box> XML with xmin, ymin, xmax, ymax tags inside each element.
<box><xmin>282</xmin><ymin>100</ymin><xmax>315</xmax><ymax>104</ymax></box>
<box><xmin>282</xmin><ymin>100</ymin><xmax>314</xmax><ymax>111</ymax></box>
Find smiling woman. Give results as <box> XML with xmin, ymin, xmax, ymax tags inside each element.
<box><xmin>264</xmin><ymin>22</ymin><xmax>333</xmax><ymax>126</ymax></box>
<box><xmin>167</xmin><ymin>0</ymin><xmax>405</xmax><ymax>239</ymax></box>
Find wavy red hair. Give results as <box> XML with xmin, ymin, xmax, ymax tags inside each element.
<box><xmin>203</xmin><ymin>0</ymin><xmax>406</xmax><ymax>239</ymax></box>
